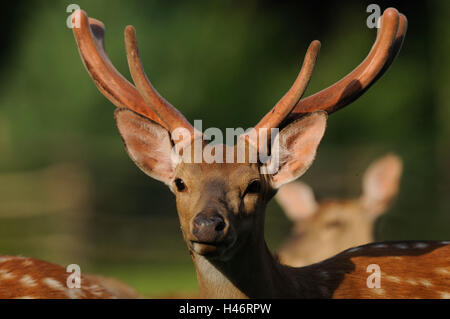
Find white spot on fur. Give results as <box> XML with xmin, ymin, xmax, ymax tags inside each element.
<box><xmin>87</xmin><ymin>284</ymin><xmax>101</xmax><ymax>292</ymax></box>
<box><xmin>373</xmin><ymin>244</ymin><xmax>387</xmax><ymax>248</ymax></box>
<box><xmin>440</xmin><ymin>292</ymin><xmax>450</xmax><ymax>299</ymax></box>
<box><xmin>406</xmin><ymin>279</ymin><xmax>418</xmax><ymax>286</ymax></box>
<box><xmin>22</xmin><ymin>259</ymin><xmax>34</xmax><ymax>267</ymax></box>
<box><xmin>385</xmin><ymin>275</ymin><xmax>402</xmax><ymax>283</ymax></box>
<box><xmin>42</xmin><ymin>277</ymin><xmax>65</xmax><ymax>291</ymax></box>
<box><xmin>0</xmin><ymin>257</ymin><xmax>13</xmax><ymax>263</ymax></box>
<box><xmin>440</xmin><ymin>241</ymin><xmax>450</xmax><ymax>245</ymax></box>
<box><xmin>418</xmin><ymin>279</ymin><xmax>433</xmax><ymax>287</ymax></box>
<box><xmin>394</xmin><ymin>243</ymin><xmax>408</xmax><ymax>249</ymax></box>
<box><xmin>434</xmin><ymin>267</ymin><xmax>449</xmax><ymax>275</ymax></box>
<box><xmin>0</xmin><ymin>269</ymin><xmax>15</xmax><ymax>280</ymax></box>
<box><xmin>19</xmin><ymin>275</ymin><xmax>37</xmax><ymax>287</ymax></box>
<box><xmin>66</xmin><ymin>289</ymin><xmax>85</xmax><ymax>299</ymax></box>
<box><xmin>88</xmin><ymin>284</ymin><xmax>105</xmax><ymax>297</ymax></box>
<box><xmin>15</xmin><ymin>296</ymin><xmax>35</xmax><ymax>299</ymax></box>
<box><xmin>413</xmin><ymin>242</ymin><xmax>428</xmax><ymax>249</ymax></box>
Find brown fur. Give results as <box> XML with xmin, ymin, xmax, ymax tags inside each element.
<box><xmin>0</xmin><ymin>256</ymin><xmax>115</xmax><ymax>299</ymax></box>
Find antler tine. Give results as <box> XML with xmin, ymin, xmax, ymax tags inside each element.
<box><xmin>373</xmin><ymin>13</ymin><xmax>407</xmax><ymax>83</ymax></box>
<box><xmin>254</xmin><ymin>40</ymin><xmax>321</xmax><ymax>131</ymax></box>
<box><xmin>72</xmin><ymin>10</ymin><xmax>166</xmax><ymax>128</ymax></box>
<box><xmin>124</xmin><ymin>25</ymin><xmax>197</xmax><ymax>142</ymax></box>
<box><xmin>284</xmin><ymin>7</ymin><xmax>405</xmax><ymax>125</ymax></box>
<box><xmin>244</xmin><ymin>40</ymin><xmax>320</xmax><ymax>150</ymax></box>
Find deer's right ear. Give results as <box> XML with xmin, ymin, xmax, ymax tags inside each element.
<box><xmin>114</xmin><ymin>109</ymin><xmax>177</xmax><ymax>185</ymax></box>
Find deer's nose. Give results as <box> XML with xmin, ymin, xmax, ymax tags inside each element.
<box><xmin>193</xmin><ymin>212</ymin><xmax>226</xmax><ymax>243</ymax></box>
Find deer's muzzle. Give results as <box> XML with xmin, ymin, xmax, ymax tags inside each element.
<box><xmin>192</xmin><ymin>212</ymin><xmax>227</xmax><ymax>243</ymax></box>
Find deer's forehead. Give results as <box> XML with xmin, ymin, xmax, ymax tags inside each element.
<box><xmin>175</xmin><ymin>161</ymin><xmax>260</xmax><ymax>185</ymax></box>
<box><xmin>315</xmin><ymin>200</ymin><xmax>363</xmax><ymax>221</ymax></box>
<box><xmin>179</xmin><ymin>142</ymin><xmax>258</xmax><ymax>163</ymax></box>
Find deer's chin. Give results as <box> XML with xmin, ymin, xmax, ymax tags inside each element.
<box><xmin>191</xmin><ymin>242</ymin><xmax>221</xmax><ymax>256</ymax></box>
<box><xmin>190</xmin><ymin>239</ymin><xmax>234</xmax><ymax>258</ymax></box>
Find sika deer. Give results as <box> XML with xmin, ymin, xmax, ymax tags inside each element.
<box><xmin>70</xmin><ymin>7</ymin><xmax>450</xmax><ymax>298</ymax></box>
<box><xmin>276</xmin><ymin>154</ymin><xmax>403</xmax><ymax>267</ymax></box>
<box><xmin>0</xmin><ymin>256</ymin><xmax>141</xmax><ymax>299</ymax></box>
<box><xmin>0</xmin><ymin>256</ymin><xmax>116</xmax><ymax>299</ymax></box>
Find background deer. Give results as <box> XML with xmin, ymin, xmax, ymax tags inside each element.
<box><xmin>0</xmin><ymin>256</ymin><xmax>117</xmax><ymax>298</ymax></box>
<box><xmin>275</xmin><ymin>154</ymin><xmax>403</xmax><ymax>267</ymax></box>
<box><xmin>0</xmin><ymin>256</ymin><xmax>140</xmax><ymax>299</ymax></box>
<box><xmin>1</xmin><ymin>7</ymin><xmax>448</xmax><ymax>299</ymax></box>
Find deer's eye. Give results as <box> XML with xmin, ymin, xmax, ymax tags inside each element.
<box><xmin>325</xmin><ymin>220</ymin><xmax>344</xmax><ymax>229</ymax></box>
<box><xmin>175</xmin><ymin>178</ymin><xmax>187</xmax><ymax>192</ymax></box>
<box><xmin>245</xmin><ymin>180</ymin><xmax>261</xmax><ymax>195</ymax></box>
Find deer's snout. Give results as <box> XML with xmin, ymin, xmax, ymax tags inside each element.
<box><xmin>192</xmin><ymin>212</ymin><xmax>227</xmax><ymax>243</ymax></box>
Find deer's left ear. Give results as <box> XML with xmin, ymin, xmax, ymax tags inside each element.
<box><xmin>361</xmin><ymin>154</ymin><xmax>403</xmax><ymax>216</ymax></box>
<box><xmin>265</xmin><ymin>111</ymin><xmax>327</xmax><ymax>189</ymax></box>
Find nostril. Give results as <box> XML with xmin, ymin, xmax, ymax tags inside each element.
<box><xmin>193</xmin><ymin>213</ymin><xmax>226</xmax><ymax>242</ymax></box>
<box><xmin>193</xmin><ymin>213</ymin><xmax>207</xmax><ymax>228</ymax></box>
<box><xmin>215</xmin><ymin>220</ymin><xmax>226</xmax><ymax>232</ymax></box>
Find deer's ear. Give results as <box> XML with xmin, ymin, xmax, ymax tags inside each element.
<box><xmin>361</xmin><ymin>154</ymin><xmax>403</xmax><ymax>216</ymax></box>
<box><xmin>275</xmin><ymin>181</ymin><xmax>318</xmax><ymax>221</ymax></box>
<box><xmin>114</xmin><ymin>108</ymin><xmax>176</xmax><ymax>185</ymax></box>
<box><xmin>266</xmin><ymin>111</ymin><xmax>327</xmax><ymax>189</ymax></box>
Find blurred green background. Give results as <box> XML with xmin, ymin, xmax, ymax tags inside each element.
<box><xmin>0</xmin><ymin>0</ymin><xmax>448</xmax><ymax>297</ymax></box>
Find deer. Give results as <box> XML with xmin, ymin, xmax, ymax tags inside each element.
<box><xmin>0</xmin><ymin>256</ymin><xmax>118</xmax><ymax>298</ymax></box>
<box><xmin>0</xmin><ymin>256</ymin><xmax>143</xmax><ymax>299</ymax></box>
<box><xmin>0</xmin><ymin>7</ymin><xmax>448</xmax><ymax>299</ymax></box>
<box><xmin>0</xmin><ymin>255</ymin><xmax>141</xmax><ymax>299</ymax></box>
<box><xmin>275</xmin><ymin>154</ymin><xmax>403</xmax><ymax>267</ymax></box>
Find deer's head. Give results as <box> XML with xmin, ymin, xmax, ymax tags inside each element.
<box><xmin>72</xmin><ymin>8</ymin><xmax>406</xmax><ymax>261</ymax></box>
<box><xmin>275</xmin><ymin>154</ymin><xmax>403</xmax><ymax>266</ymax></box>
<box><xmin>115</xmin><ymin>28</ymin><xmax>325</xmax><ymax>259</ymax></box>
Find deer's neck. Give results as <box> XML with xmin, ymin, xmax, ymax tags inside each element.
<box><xmin>191</xmin><ymin>229</ymin><xmax>321</xmax><ymax>298</ymax></box>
